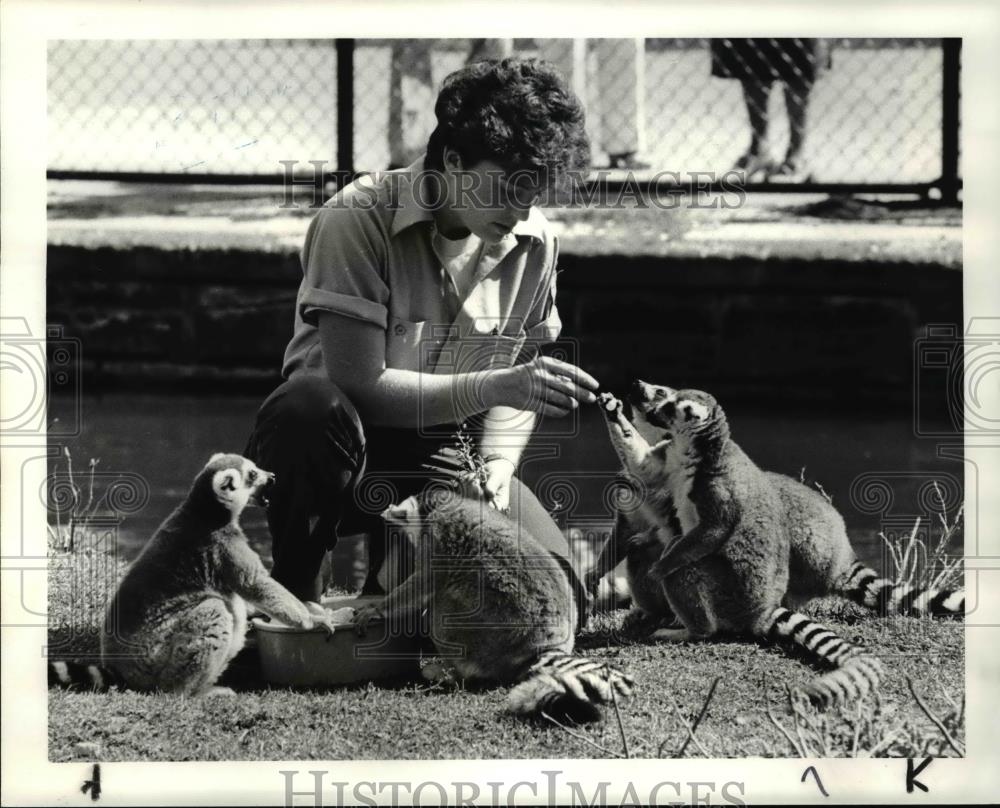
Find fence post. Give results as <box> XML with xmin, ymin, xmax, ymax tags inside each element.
<box><xmin>335</xmin><ymin>38</ymin><xmax>355</xmax><ymax>185</ymax></box>
<box><xmin>940</xmin><ymin>38</ymin><xmax>961</xmax><ymax>204</ymax></box>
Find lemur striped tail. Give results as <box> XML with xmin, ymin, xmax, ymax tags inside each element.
<box><xmin>507</xmin><ymin>652</ymin><xmax>634</xmax><ymax>723</ymax></box>
<box><xmin>48</xmin><ymin>660</ymin><xmax>120</xmax><ymax>691</ymax></box>
<box><xmin>768</xmin><ymin>607</ymin><xmax>884</xmax><ymax>708</ymax></box>
<box><xmin>839</xmin><ymin>561</ymin><xmax>965</xmax><ymax>617</ymax></box>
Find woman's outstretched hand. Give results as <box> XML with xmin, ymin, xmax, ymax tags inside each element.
<box><xmin>484</xmin><ymin>355</ymin><xmax>599</xmax><ymax>417</ymax></box>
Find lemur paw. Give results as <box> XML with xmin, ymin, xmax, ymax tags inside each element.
<box><xmin>598</xmin><ymin>393</ymin><xmax>633</xmax><ymax>436</ymax></box>
<box><xmin>353</xmin><ymin>604</ymin><xmax>383</xmax><ymax>638</ymax></box>
<box><xmin>650</xmin><ymin>627</ymin><xmax>694</xmax><ymax>643</ymax></box>
<box><xmin>304</xmin><ymin>601</ymin><xmax>327</xmax><ymax>617</ymax></box>
<box><xmin>326</xmin><ymin>606</ymin><xmax>357</xmax><ymax>625</ymax></box>
<box><xmin>420</xmin><ymin>657</ymin><xmax>459</xmax><ymax>688</ymax></box>
<box><xmin>598</xmin><ymin>392</ymin><xmax>620</xmax><ymax>417</ymax></box>
<box><xmin>304</xmin><ymin>602</ymin><xmax>354</xmax><ymax>638</ymax></box>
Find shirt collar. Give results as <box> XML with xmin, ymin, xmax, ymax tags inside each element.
<box><xmin>389</xmin><ymin>155</ymin><xmax>546</xmax><ymax>243</ymax></box>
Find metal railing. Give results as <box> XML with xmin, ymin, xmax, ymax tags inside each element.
<box><xmin>47</xmin><ymin>38</ymin><xmax>961</xmax><ymax>201</ymax></box>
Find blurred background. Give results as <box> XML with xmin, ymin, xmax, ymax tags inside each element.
<box><xmin>48</xmin><ymin>38</ymin><xmax>960</xmax><ymax>194</ymax></box>
<box><xmin>43</xmin><ymin>38</ymin><xmax>965</xmax><ymax>592</ymax></box>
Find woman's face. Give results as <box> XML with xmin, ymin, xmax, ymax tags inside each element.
<box><xmin>435</xmin><ymin>149</ymin><xmax>542</xmax><ymax>243</ymax></box>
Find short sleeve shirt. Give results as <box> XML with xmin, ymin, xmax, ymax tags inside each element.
<box><xmin>282</xmin><ymin>157</ymin><xmax>563</xmax><ymax>379</ymax></box>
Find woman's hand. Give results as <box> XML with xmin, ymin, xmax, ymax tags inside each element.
<box><xmin>481</xmin><ymin>456</ymin><xmax>516</xmax><ymax>512</ymax></box>
<box><xmin>484</xmin><ymin>355</ymin><xmax>599</xmax><ymax>417</ymax></box>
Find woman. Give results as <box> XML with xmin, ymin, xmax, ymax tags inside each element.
<box><xmin>711</xmin><ymin>38</ymin><xmax>832</xmax><ymax>182</ymax></box>
<box><xmin>245</xmin><ymin>57</ymin><xmax>598</xmax><ymax>623</ymax></box>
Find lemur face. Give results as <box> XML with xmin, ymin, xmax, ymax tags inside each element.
<box><xmin>628</xmin><ymin>381</ymin><xmax>717</xmax><ymax>440</ymax></box>
<box><xmin>206</xmin><ymin>453</ymin><xmax>276</xmax><ymax>516</ymax></box>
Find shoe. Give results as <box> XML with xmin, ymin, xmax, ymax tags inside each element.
<box><xmin>768</xmin><ymin>159</ymin><xmax>814</xmax><ymax>184</ymax></box>
<box><xmin>730</xmin><ymin>151</ymin><xmax>776</xmax><ymax>182</ymax></box>
<box><xmin>607</xmin><ymin>152</ymin><xmax>652</xmax><ymax>170</ymax></box>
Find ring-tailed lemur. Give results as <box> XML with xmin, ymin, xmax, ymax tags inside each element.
<box><xmin>48</xmin><ymin>454</ymin><xmax>346</xmax><ymax>696</ymax></box>
<box><xmin>596</xmin><ymin>384</ymin><xmax>907</xmax><ymax>707</ymax></box>
<box><xmin>593</xmin><ymin>383</ymin><xmax>966</xmax><ymax>621</ymax></box>
<box><xmin>356</xmin><ymin>490</ymin><xmax>634</xmax><ymax>722</ymax></box>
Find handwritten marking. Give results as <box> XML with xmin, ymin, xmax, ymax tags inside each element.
<box><xmin>801</xmin><ymin>766</ymin><xmax>829</xmax><ymax>797</ymax></box>
<box><xmin>179</xmin><ymin>137</ymin><xmax>259</xmax><ymax>170</ymax></box>
<box><xmin>81</xmin><ymin>763</ymin><xmax>101</xmax><ymax>801</ymax></box>
<box><xmin>906</xmin><ymin>757</ymin><xmax>933</xmax><ymax>793</ymax></box>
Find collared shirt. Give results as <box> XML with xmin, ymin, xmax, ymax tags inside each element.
<box><xmin>282</xmin><ymin>158</ymin><xmax>563</xmax><ymax>379</ymax></box>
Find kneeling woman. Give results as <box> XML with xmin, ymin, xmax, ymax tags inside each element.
<box><xmin>246</xmin><ymin>57</ymin><xmax>598</xmax><ymax>625</ymax></box>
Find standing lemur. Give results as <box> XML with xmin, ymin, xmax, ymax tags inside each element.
<box><xmin>592</xmin><ymin>382</ymin><xmax>965</xmax><ymax>707</ymax></box>
<box><xmin>49</xmin><ymin>454</ymin><xmax>347</xmax><ymax>696</ymax></box>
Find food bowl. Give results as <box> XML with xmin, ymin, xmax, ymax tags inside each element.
<box><xmin>252</xmin><ymin>596</ymin><xmax>423</xmax><ymax>687</ymax></box>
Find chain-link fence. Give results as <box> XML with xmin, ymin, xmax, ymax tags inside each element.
<box><xmin>48</xmin><ymin>38</ymin><xmax>961</xmax><ymax>197</ymax></box>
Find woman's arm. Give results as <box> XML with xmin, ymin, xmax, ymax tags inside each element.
<box><xmin>478</xmin><ymin>406</ymin><xmax>535</xmax><ymax>465</ymax></box>
<box><xmin>319</xmin><ymin>312</ymin><xmax>598</xmax><ymax>428</ymax></box>
<box><xmin>475</xmin><ymin>405</ymin><xmax>536</xmax><ymax>510</ymax></box>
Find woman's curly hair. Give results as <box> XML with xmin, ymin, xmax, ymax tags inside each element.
<box><xmin>425</xmin><ymin>57</ymin><xmax>591</xmax><ymax>190</ymax></box>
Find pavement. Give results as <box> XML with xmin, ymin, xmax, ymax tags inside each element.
<box><xmin>47</xmin><ymin>180</ymin><xmax>962</xmax><ymax>267</ymax></box>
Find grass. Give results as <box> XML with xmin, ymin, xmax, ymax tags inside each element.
<box><xmin>48</xmin><ymin>543</ymin><xmax>964</xmax><ymax>762</ymax></box>
<box><xmin>45</xmin><ymin>448</ymin><xmax>965</xmax><ymax>761</ymax></box>
<box><xmin>880</xmin><ymin>481</ymin><xmax>964</xmax><ymax>593</ymax></box>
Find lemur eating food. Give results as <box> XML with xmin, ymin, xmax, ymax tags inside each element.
<box><xmin>49</xmin><ymin>453</ymin><xmax>346</xmax><ymax>696</ymax></box>
<box><xmin>594</xmin><ymin>382</ymin><xmax>966</xmax><ymax>621</ymax></box>
<box><xmin>594</xmin><ymin>382</ymin><xmax>960</xmax><ymax>707</ymax></box>
<box><xmin>356</xmin><ymin>490</ymin><xmax>634</xmax><ymax>722</ymax></box>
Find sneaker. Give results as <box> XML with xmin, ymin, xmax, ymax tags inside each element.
<box><xmin>607</xmin><ymin>152</ymin><xmax>652</xmax><ymax>170</ymax></box>
<box><xmin>769</xmin><ymin>159</ymin><xmax>814</xmax><ymax>184</ymax></box>
<box><xmin>730</xmin><ymin>151</ymin><xmax>776</xmax><ymax>182</ymax></box>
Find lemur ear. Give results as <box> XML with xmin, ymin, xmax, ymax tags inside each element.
<box><xmin>212</xmin><ymin>469</ymin><xmax>239</xmax><ymax>497</ymax></box>
<box><xmin>207</xmin><ymin>453</ymin><xmax>227</xmax><ymax>465</ymax></box>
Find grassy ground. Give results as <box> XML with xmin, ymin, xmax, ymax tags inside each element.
<box><xmin>48</xmin><ymin>547</ymin><xmax>964</xmax><ymax>762</ymax></box>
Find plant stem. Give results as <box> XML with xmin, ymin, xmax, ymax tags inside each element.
<box><xmin>664</xmin><ymin>688</ymin><xmax>711</xmax><ymax>757</ymax></box>
<box><xmin>763</xmin><ymin>691</ymin><xmax>804</xmax><ymax>757</ymax></box>
<box><xmin>608</xmin><ymin>672</ymin><xmax>631</xmax><ymax>758</ymax></box>
<box><xmin>676</xmin><ymin>676</ymin><xmax>720</xmax><ymax>757</ymax></box>
<box><xmin>906</xmin><ymin>676</ymin><xmax>965</xmax><ymax>756</ymax></box>
<box><xmin>541</xmin><ymin>712</ymin><xmax>625</xmax><ymax>758</ymax></box>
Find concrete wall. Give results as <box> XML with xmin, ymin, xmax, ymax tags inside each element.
<box><xmin>47</xmin><ymin>243</ymin><xmax>961</xmax><ymax>409</ymax></box>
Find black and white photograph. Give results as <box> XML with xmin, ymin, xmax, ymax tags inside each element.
<box><xmin>2</xmin><ymin>1</ymin><xmax>999</xmax><ymax>804</ymax></box>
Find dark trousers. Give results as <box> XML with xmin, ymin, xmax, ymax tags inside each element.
<box><xmin>244</xmin><ymin>374</ymin><xmax>588</xmax><ymax>625</ymax></box>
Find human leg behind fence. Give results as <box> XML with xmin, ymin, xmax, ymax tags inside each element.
<box><xmin>244</xmin><ymin>374</ymin><xmax>367</xmax><ymax>603</ymax></box>
<box><xmin>594</xmin><ymin>38</ymin><xmax>647</xmax><ymax>168</ymax></box>
<box><xmin>772</xmin><ymin>39</ymin><xmax>830</xmax><ymax>181</ymax></box>
<box><xmin>388</xmin><ymin>39</ymin><xmax>436</xmax><ymax>169</ymax></box>
<box><xmin>535</xmin><ymin>37</ymin><xmax>647</xmax><ymax>168</ymax></box>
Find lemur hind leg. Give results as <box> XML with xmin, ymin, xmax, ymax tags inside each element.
<box><xmin>650</xmin><ymin>626</ymin><xmax>695</xmax><ymax>642</ymax></box>
<box><xmin>655</xmin><ymin>567</ymin><xmax>719</xmax><ymax>643</ymax></box>
<box><xmin>157</xmin><ymin>598</ymin><xmax>237</xmax><ymax>696</ymax></box>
